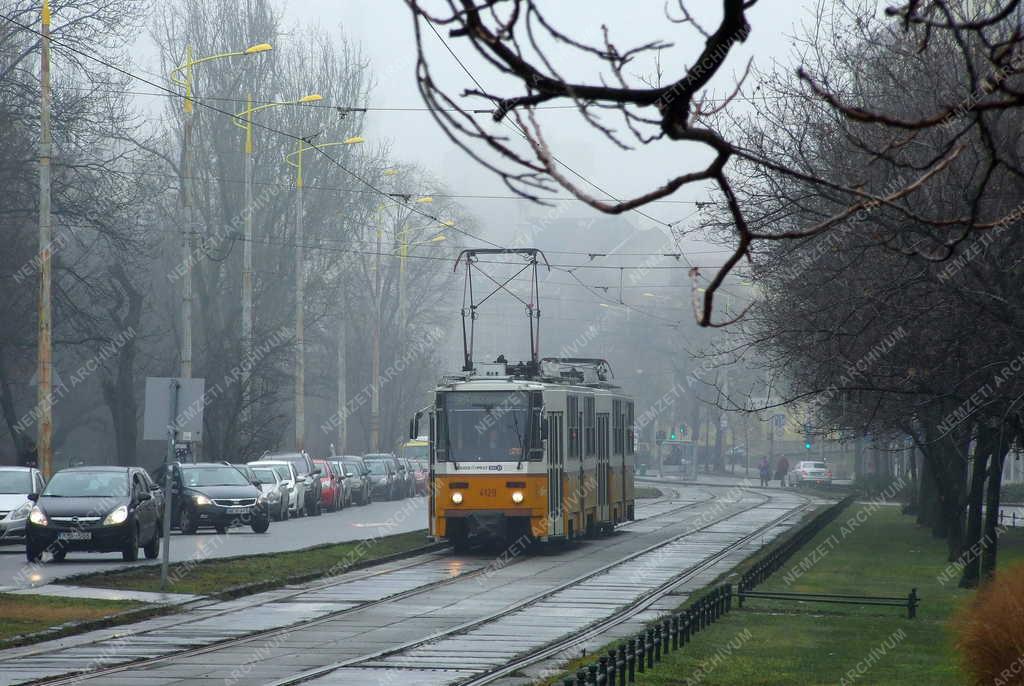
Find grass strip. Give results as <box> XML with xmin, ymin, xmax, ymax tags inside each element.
<box><xmin>0</xmin><ymin>594</ymin><xmax>144</xmax><ymax>643</ymax></box>
<box><xmin>72</xmin><ymin>529</ymin><xmax>430</xmax><ymax>596</ymax></box>
<box><xmin>624</xmin><ymin>505</ymin><xmax>1024</xmax><ymax>685</ymax></box>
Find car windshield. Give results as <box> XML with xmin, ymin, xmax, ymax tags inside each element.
<box><xmin>811</xmin><ymin>462</ymin><xmax>828</xmax><ymax>470</ymax></box>
<box><xmin>251</xmin><ymin>468</ymin><xmax>278</xmax><ymax>484</ymax></box>
<box><xmin>261</xmin><ymin>455</ymin><xmax>306</xmax><ymax>474</ymax></box>
<box><xmin>366</xmin><ymin>461</ymin><xmax>388</xmax><ymax>475</ymax></box>
<box><xmin>43</xmin><ymin>471</ymin><xmax>128</xmax><ymax>497</ymax></box>
<box><xmin>181</xmin><ymin>466</ymin><xmax>249</xmax><ymax>487</ymax></box>
<box><xmin>0</xmin><ymin>471</ymin><xmax>31</xmax><ymax>494</ymax></box>
<box><xmin>342</xmin><ymin>460</ymin><xmax>362</xmax><ymax>473</ymax></box>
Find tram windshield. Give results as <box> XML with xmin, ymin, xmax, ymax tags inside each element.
<box><xmin>438</xmin><ymin>391</ymin><xmax>538</xmax><ymax>462</ymax></box>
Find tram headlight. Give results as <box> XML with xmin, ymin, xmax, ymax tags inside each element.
<box><xmin>511</xmin><ymin>491</ymin><xmax>524</xmax><ymax>504</ymax></box>
<box><xmin>450</xmin><ymin>492</ymin><xmax>463</xmax><ymax>505</ymax></box>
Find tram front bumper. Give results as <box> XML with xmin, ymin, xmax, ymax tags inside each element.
<box><xmin>443</xmin><ymin>508</ymin><xmax>536</xmax><ymax>538</ymax></box>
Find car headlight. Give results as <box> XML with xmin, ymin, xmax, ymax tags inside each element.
<box><xmin>511</xmin><ymin>491</ymin><xmax>524</xmax><ymax>504</ymax></box>
<box><xmin>103</xmin><ymin>505</ymin><xmax>129</xmax><ymax>526</ymax></box>
<box><xmin>28</xmin><ymin>506</ymin><xmax>48</xmax><ymax>526</ymax></box>
<box><xmin>194</xmin><ymin>494</ymin><xmax>212</xmax><ymax>506</ymax></box>
<box><xmin>451</xmin><ymin>492</ymin><xmax>463</xmax><ymax>504</ymax></box>
<box><xmin>9</xmin><ymin>501</ymin><xmax>33</xmax><ymax>521</ymax></box>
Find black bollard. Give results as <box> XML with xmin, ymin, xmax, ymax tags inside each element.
<box><xmin>654</xmin><ymin>626</ymin><xmax>662</xmax><ymax>662</ymax></box>
<box><xmin>599</xmin><ymin>656</ymin><xmax>609</xmax><ymax>685</ymax></box>
<box><xmin>588</xmin><ymin>663</ymin><xmax>598</xmax><ymax>685</ymax></box>
<box><xmin>577</xmin><ymin>668</ymin><xmax>588</xmax><ymax>686</ymax></box>
<box><xmin>617</xmin><ymin>645</ymin><xmax>627</xmax><ymax>686</ymax></box>
<box><xmin>628</xmin><ymin>639</ymin><xmax>637</xmax><ymax>682</ymax></box>
<box><xmin>637</xmin><ymin>635</ymin><xmax>645</xmax><ymax>674</ymax></box>
<box><xmin>671</xmin><ymin>614</ymin><xmax>679</xmax><ymax>650</ymax></box>
<box><xmin>647</xmin><ymin>628</ymin><xmax>655</xmax><ymax>668</ymax></box>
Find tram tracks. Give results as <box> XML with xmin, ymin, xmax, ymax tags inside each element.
<box><xmin>6</xmin><ymin>479</ymin><xmax>721</xmax><ymax>686</ymax></box>
<box><xmin>269</xmin><ymin>487</ymin><xmax>801</xmax><ymax>685</ymax></box>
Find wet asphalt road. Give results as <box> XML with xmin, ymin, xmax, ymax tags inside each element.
<box><xmin>0</xmin><ymin>495</ymin><xmax>427</xmax><ymax>590</ymax></box>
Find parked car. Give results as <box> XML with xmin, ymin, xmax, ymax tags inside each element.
<box><xmin>334</xmin><ymin>456</ymin><xmax>371</xmax><ymax>506</ymax></box>
<box><xmin>248</xmin><ymin>464</ymin><xmax>292</xmax><ymax>521</ymax></box>
<box><xmin>255</xmin><ymin>452</ymin><xmax>322</xmax><ymax>516</ymax></box>
<box><xmin>250</xmin><ymin>460</ymin><xmax>306</xmax><ymax>517</ymax></box>
<box><xmin>398</xmin><ymin>457</ymin><xmax>417</xmax><ymax>498</ymax></box>
<box><xmin>0</xmin><ymin>466</ymin><xmax>45</xmax><ymax>544</ymax></box>
<box><xmin>363</xmin><ymin>456</ymin><xmax>399</xmax><ymax>501</ymax></box>
<box><xmin>26</xmin><ymin>466</ymin><xmax>161</xmax><ymax>562</ymax></box>
<box><xmin>313</xmin><ymin>459</ymin><xmax>345</xmax><ymax>512</ymax></box>
<box><xmin>366</xmin><ymin>453</ymin><xmax>408</xmax><ymax>499</ymax></box>
<box><xmin>789</xmin><ymin>461</ymin><xmax>833</xmax><ymax>488</ymax></box>
<box><xmin>153</xmin><ymin>462</ymin><xmax>270</xmax><ymax>534</ymax></box>
<box><xmin>409</xmin><ymin>458</ymin><xmax>429</xmax><ymax>496</ymax></box>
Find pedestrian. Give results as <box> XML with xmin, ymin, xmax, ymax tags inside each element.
<box><xmin>758</xmin><ymin>457</ymin><xmax>770</xmax><ymax>487</ymax></box>
<box><xmin>776</xmin><ymin>455</ymin><xmax>790</xmax><ymax>487</ymax></box>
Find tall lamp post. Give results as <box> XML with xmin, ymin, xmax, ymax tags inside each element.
<box><xmin>36</xmin><ymin>0</ymin><xmax>53</xmax><ymax>477</ymax></box>
<box><xmin>284</xmin><ymin>136</ymin><xmax>364</xmax><ymax>451</ymax></box>
<box><xmin>232</xmin><ymin>92</ymin><xmax>321</xmax><ymax>441</ymax></box>
<box><xmin>169</xmin><ymin>42</ymin><xmax>272</xmax><ymax>381</ymax></box>
<box><xmin>169</xmin><ymin>42</ymin><xmax>271</xmax><ymax>460</ymax></box>
<box><xmin>367</xmin><ymin>194</ymin><xmax>435</xmax><ymax>452</ymax></box>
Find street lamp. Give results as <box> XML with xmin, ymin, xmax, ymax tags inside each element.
<box><xmin>169</xmin><ymin>42</ymin><xmax>273</xmax><ymax>386</ymax></box>
<box><xmin>232</xmin><ymin>91</ymin><xmax>321</xmax><ymax>440</ymax></box>
<box><xmin>284</xmin><ymin>135</ymin><xmax>364</xmax><ymax>451</ymax></box>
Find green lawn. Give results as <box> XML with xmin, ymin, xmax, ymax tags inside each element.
<box><xmin>0</xmin><ymin>594</ymin><xmax>143</xmax><ymax>642</ymax></box>
<box><xmin>73</xmin><ymin>529</ymin><xmax>429</xmax><ymax>595</ymax></box>
<box><xmin>635</xmin><ymin>487</ymin><xmax>664</xmax><ymax>499</ymax></box>
<box><xmin>630</xmin><ymin>505</ymin><xmax>1024</xmax><ymax>685</ymax></box>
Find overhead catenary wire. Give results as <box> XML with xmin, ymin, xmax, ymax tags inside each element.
<box><xmin>1</xmin><ymin>13</ymin><xmax>716</xmax><ymax>327</ymax></box>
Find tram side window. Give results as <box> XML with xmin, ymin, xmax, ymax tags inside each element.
<box><xmin>612</xmin><ymin>399</ymin><xmax>624</xmax><ymax>455</ymax></box>
<box><xmin>626</xmin><ymin>401</ymin><xmax>635</xmax><ymax>455</ymax></box>
<box><xmin>567</xmin><ymin>396</ymin><xmax>580</xmax><ymax>459</ymax></box>
<box><xmin>584</xmin><ymin>397</ymin><xmax>596</xmax><ymax>457</ymax></box>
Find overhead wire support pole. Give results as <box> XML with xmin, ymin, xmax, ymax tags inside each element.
<box><xmin>37</xmin><ymin>0</ymin><xmax>53</xmax><ymax>478</ymax></box>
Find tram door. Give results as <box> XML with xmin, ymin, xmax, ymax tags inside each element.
<box><xmin>546</xmin><ymin>412</ymin><xmax>564</xmax><ymax>537</ymax></box>
<box><xmin>427</xmin><ymin>413</ymin><xmax>436</xmax><ymax>538</ymax></box>
<box><xmin>597</xmin><ymin>413</ymin><xmax>610</xmax><ymax>522</ymax></box>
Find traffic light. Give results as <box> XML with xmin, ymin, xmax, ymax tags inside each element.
<box><xmin>804</xmin><ymin>422</ymin><xmax>813</xmax><ymax>450</ymax></box>
<box><xmin>670</xmin><ymin>428</ymin><xmax>677</xmax><ymax>440</ymax></box>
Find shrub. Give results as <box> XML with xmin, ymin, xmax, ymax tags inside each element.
<box><xmin>954</xmin><ymin>561</ymin><xmax>1024</xmax><ymax>685</ymax></box>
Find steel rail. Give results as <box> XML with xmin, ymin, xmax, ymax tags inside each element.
<box><xmin>19</xmin><ymin>477</ymin><xmax>713</xmax><ymax>685</ymax></box>
<box><xmin>269</xmin><ymin>487</ymin><xmax>789</xmax><ymax>686</ymax></box>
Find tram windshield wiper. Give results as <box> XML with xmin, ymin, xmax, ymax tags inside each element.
<box><xmin>512</xmin><ymin>410</ymin><xmax>525</xmax><ymax>471</ymax></box>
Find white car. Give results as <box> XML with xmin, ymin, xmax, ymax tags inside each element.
<box><xmin>0</xmin><ymin>466</ymin><xmax>45</xmax><ymax>543</ymax></box>
<box><xmin>789</xmin><ymin>460</ymin><xmax>833</xmax><ymax>488</ymax></box>
<box><xmin>248</xmin><ymin>464</ymin><xmax>292</xmax><ymax>521</ymax></box>
<box><xmin>249</xmin><ymin>461</ymin><xmax>306</xmax><ymax>517</ymax></box>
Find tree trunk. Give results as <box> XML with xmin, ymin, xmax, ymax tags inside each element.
<box><xmin>102</xmin><ymin>265</ymin><xmax>143</xmax><ymax>466</ymax></box>
<box><xmin>917</xmin><ymin>450</ymin><xmax>938</xmax><ymax>529</ymax></box>
<box><xmin>980</xmin><ymin>437</ymin><xmax>1010</xmax><ymax>581</ymax></box>
<box><xmin>959</xmin><ymin>425</ymin><xmax>990</xmax><ymax>588</ymax></box>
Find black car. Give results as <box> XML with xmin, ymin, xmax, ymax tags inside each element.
<box><xmin>255</xmin><ymin>452</ymin><xmax>322</xmax><ymax>516</ymax></box>
<box><xmin>152</xmin><ymin>462</ymin><xmax>270</xmax><ymax>534</ymax></box>
<box><xmin>26</xmin><ymin>466</ymin><xmax>161</xmax><ymax>562</ymax></box>
<box><xmin>363</xmin><ymin>455</ymin><xmax>399</xmax><ymax>501</ymax></box>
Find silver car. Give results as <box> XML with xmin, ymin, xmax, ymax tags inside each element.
<box><xmin>249</xmin><ymin>461</ymin><xmax>306</xmax><ymax>516</ymax></box>
<box><xmin>789</xmin><ymin>460</ymin><xmax>833</xmax><ymax>488</ymax></box>
<box><xmin>249</xmin><ymin>464</ymin><xmax>292</xmax><ymax>521</ymax></box>
<box><xmin>0</xmin><ymin>467</ymin><xmax>45</xmax><ymax>544</ymax></box>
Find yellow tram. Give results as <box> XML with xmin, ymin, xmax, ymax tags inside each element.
<box><xmin>415</xmin><ymin>357</ymin><xmax>636</xmax><ymax>549</ymax></box>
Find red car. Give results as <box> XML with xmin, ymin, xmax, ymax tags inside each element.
<box><xmin>313</xmin><ymin>459</ymin><xmax>345</xmax><ymax>512</ymax></box>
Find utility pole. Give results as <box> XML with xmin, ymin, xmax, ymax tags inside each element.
<box><xmin>180</xmin><ymin>47</ymin><xmax>194</xmax><ymax>381</ymax></box>
<box><xmin>241</xmin><ymin>94</ymin><xmax>254</xmax><ymax>438</ymax></box>
<box><xmin>336</xmin><ymin>317</ymin><xmax>347</xmax><ymax>453</ymax></box>
<box><xmin>37</xmin><ymin>0</ymin><xmax>54</xmax><ymax>478</ymax></box>
<box><xmin>370</xmin><ymin>225</ymin><xmax>382</xmax><ymax>452</ymax></box>
<box><xmin>293</xmin><ymin>139</ymin><xmax>305</xmax><ymax>452</ymax></box>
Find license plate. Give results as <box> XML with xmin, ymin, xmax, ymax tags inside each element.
<box><xmin>226</xmin><ymin>506</ymin><xmax>250</xmax><ymax>515</ymax></box>
<box><xmin>58</xmin><ymin>531</ymin><xmax>91</xmax><ymax>541</ymax></box>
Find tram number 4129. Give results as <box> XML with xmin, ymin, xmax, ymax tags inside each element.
<box><xmin>479</xmin><ymin>488</ymin><xmax>497</xmax><ymax>498</ymax></box>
